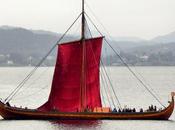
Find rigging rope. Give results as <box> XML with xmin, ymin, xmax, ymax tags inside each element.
<box><xmin>85</xmin><ymin>2</ymin><xmax>164</xmax><ymax>103</ymax></box>
<box><xmin>134</xmin><ymin>70</ymin><xmax>162</xmax><ymax>101</ymax></box>
<box><xmin>104</xmin><ymin>40</ymin><xmax>165</xmax><ymax>108</ymax></box>
<box><xmin>12</xmin><ymin>67</ymin><xmax>50</xmax><ymax>100</ymax></box>
<box><xmin>100</xmin><ymin>73</ymin><xmax>112</xmax><ymax>108</ymax></box>
<box><xmin>100</xmin><ymin>59</ymin><xmax>122</xmax><ymax>109</ymax></box>
<box><xmin>100</xmin><ymin>84</ymin><xmax>107</xmax><ymax>107</ymax></box>
<box><xmin>84</xmin><ymin>4</ymin><xmax>164</xmax><ymax>105</ymax></box>
<box><xmin>86</xmin><ymin>20</ymin><xmax>119</xmax><ymax>108</ymax></box>
<box><xmin>100</xmin><ymin>67</ymin><xmax>116</xmax><ymax>108</ymax></box>
<box><xmin>86</xmin><ymin>2</ymin><xmax>162</xmax><ymax>101</ymax></box>
<box><xmin>5</xmin><ymin>13</ymin><xmax>82</xmax><ymax>103</ymax></box>
<box><xmin>14</xmin><ymin>85</ymin><xmax>48</xmax><ymax>101</ymax></box>
<box><xmin>85</xmin><ymin>20</ymin><xmax>108</xmax><ymax>107</ymax></box>
<box><xmin>85</xmin><ymin>12</ymin><xmax>165</xmax><ymax>108</ymax></box>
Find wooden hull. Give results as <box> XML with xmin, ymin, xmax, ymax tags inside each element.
<box><xmin>0</xmin><ymin>97</ymin><xmax>174</xmax><ymax>120</ymax></box>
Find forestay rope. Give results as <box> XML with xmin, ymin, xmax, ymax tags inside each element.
<box><xmin>4</xmin><ymin>13</ymin><xmax>82</xmax><ymax>103</ymax></box>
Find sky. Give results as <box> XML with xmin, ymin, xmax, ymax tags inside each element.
<box><xmin>0</xmin><ymin>0</ymin><xmax>175</xmax><ymax>40</ymax></box>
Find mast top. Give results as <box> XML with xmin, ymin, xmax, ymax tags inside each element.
<box><xmin>81</xmin><ymin>0</ymin><xmax>85</xmax><ymax>40</ymax></box>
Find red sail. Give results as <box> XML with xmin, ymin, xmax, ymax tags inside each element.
<box><xmin>38</xmin><ymin>37</ymin><xmax>103</xmax><ymax>112</ymax></box>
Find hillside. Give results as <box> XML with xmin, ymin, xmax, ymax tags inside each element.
<box><xmin>0</xmin><ymin>26</ymin><xmax>76</xmax><ymax>66</ymax></box>
<box><xmin>0</xmin><ymin>25</ymin><xmax>175</xmax><ymax>66</ymax></box>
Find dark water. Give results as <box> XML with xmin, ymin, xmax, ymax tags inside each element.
<box><xmin>0</xmin><ymin>67</ymin><xmax>175</xmax><ymax>130</ymax></box>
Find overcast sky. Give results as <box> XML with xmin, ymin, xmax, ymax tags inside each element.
<box><xmin>0</xmin><ymin>0</ymin><xmax>175</xmax><ymax>40</ymax></box>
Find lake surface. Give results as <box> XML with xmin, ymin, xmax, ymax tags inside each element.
<box><xmin>0</xmin><ymin>67</ymin><xmax>175</xmax><ymax>130</ymax></box>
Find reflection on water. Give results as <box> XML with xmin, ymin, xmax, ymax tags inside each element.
<box><xmin>51</xmin><ymin>120</ymin><xmax>102</xmax><ymax>130</ymax></box>
<box><xmin>0</xmin><ymin>120</ymin><xmax>102</xmax><ymax>130</ymax></box>
<box><xmin>0</xmin><ymin>120</ymin><xmax>175</xmax><ymax>130</ymax></box>
<box><xmin>0</xmin><ymin>67</ymin><xmax>175</xmax><ymax>130</ymax></box>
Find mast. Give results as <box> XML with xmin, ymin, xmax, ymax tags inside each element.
<box><xmin>80</xmin><ymin>0</ymin><xmax>86</xmax><ymax>112</ymax></box>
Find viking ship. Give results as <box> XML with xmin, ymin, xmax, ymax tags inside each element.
<box><xmin>0</xmin><ymin>0</ymin><xmax>174</xmax><ymax>120</ymax></box>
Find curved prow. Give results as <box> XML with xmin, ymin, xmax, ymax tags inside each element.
<box><xmin>171</xmin><ymin>92</ymin><xmax>175</xmax><ymax>102</ymax></box>
<box><xmin>170</xmin><ymin>92</ymin><xmax>175</xmax><ymax>109</ymax></box>
<box><xmin>164</xmin><ymin>92</ymin><xmax>175</xmax><ymax>120</ymax></box>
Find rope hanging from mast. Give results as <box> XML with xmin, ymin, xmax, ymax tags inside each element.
<box><xmin>4</xmin><ymin>13</ymin><xmax>82</xmax><ymax>103</ymax></box>
<box><xmin>86</xmin><ymin>20</ymin><xmax>122</xmax><ymax>109</ymax></box>
<box><xmin>84</xmin><ymin>12</ymin><xmax>165</xmax><ymax>108</ymax></box>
